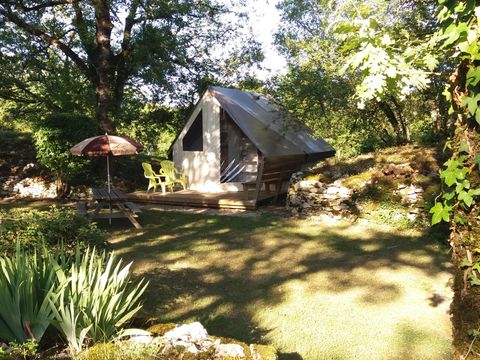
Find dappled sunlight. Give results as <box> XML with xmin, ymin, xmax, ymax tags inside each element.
<box><xmin>109</xmin><ymin>209</ymin><xmax>452</xmax><ymax>359</ymax></box>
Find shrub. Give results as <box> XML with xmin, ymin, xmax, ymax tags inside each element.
<box><xmin>7</xmin><ymin>339</ymin><xmax>38</xmax><ymax>360</ymax></box>
<box><xmin>33</xmin><ymin>113</ymin><xmax>98</xmax><ymax>196</ymax></box>
<box><xmin>0</xmin><ymin>205</ymin><xmax>107</xmax><ymax>255</ymax></box>
<box><xmin>49</xmin><ymin>248</ymin><xmax>148</xmax><ymax>354</ymax></box>
<box><xmin>0</xmin><ymin>245</ymin><xmax>57</xmax><ymax>344</ymax></box>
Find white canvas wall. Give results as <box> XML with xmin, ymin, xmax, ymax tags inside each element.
<box><xmin>172</xmin><ymin>91</ymin><xmax>243</xmax><ymax>192</ymax></box>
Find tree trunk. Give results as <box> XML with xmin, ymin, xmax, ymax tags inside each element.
<box><xmin>378</xmin><ymin>100</ymin><xmax>407</xmax><ymax>144</ymax></box>
<box><xmin>0</xmin><ymin>1</ymin><xmax>139</xmax><ymax>133</ymax></box>
<box><xmin>390</xmin><ymin>96</ymin><xmax>410</xmax><ymax>142</ymax></box>
<box><xmin>93</xmin><ymin>0</ymin><xmax>115</xmax><ymax>134</ymax></box>
<box><xmin>430</xmin><ymin>102</ymin><xmax>442</xmax><ymax>139</ymax></box>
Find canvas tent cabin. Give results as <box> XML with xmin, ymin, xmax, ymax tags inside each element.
<box><xmin>168</xmin><ymin>86</ymin><xmax>335</xmax><ymax>200</ymax></box>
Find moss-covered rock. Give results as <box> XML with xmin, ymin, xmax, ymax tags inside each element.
<box><xmin>147</xmin><ymin>323</ymin><xmax>177</xmax><ymax>336</ymax></box>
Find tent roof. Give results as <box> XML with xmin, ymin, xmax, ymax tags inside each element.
<box><xmin>169</xmin><ymin>86</ymin><xmax>335</xmax><ymax>161</ymax></box>
<box><xmin>208</xmin><ymin>86</ymin><xmax>335</xmax><ymax>160</ymax></box>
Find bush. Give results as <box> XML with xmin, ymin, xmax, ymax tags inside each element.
<box><xmin>33</xmin><ymin>113</ymin><xmax>99</xmax><ymax>196</ymax></box>
<box><xmin>0</xmin><ymin>205</ymin><xmax>107</xmax><ymax>255</ymax></box>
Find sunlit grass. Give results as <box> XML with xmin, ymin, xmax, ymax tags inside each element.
<box><xmin>105</xmin><ymin>209</ymin><xmax>452</xmax><ymax>360</ymax></box>
<box><xmin>0</xmin><ymin>200</ymin><xmax>451</xmax><ymax>358</ymax></box>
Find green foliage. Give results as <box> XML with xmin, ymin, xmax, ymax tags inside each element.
<box><xmin>0</xmin><ymin>245</ymin><xmax>56</xmax><ymax>344</ymax></box>
<box><xmin>0</xmin><ymin>205</ymin><xmax>107</xmax><ymax>256</ymax></box>
<box><xmin>430</xmin><ymin>153</ymin><xmax>480</xmax><ymax>225</ymax></box>
<box><xmin>0</xmin><ymin>243</ymin><xmax>147</xmax><ymax>356</ymax></box>
<box><xmin>33</xmin><ymin>113</ymin><xmax>98</xmax><ymax>194</ymax></box>
<box><xmin>460</xmin><ymin>257</ymin><xmax>480</xmax><ymax>286</ymax></box>
<box><xmin>0</xmin><ymin>0</ymin><xmax>263</xmax><ymax>131</ymax></box>
<box><xmin>274</xmin><ymin>0</ymin><xmax>445</xmax><ymax>153</ymax></box>
<box><xmin>117</xmin><ymin>104</ymin><xmax>183</xmax><ymax>158</ymax></box>
<box><xmin>7</xmin><ymin>340</ymin><xmax>38</xmax><ymax>360</ymax></box>
<box><xmin>436</xmin><ymin>0</ymin><xmax>480</xmax><ymax>124</ymax></box>
<box><xmin>49</xmin><ymin>248</ymin><xmax>148</xmax><ymax>354</ymax></box>
<box><xmin>335</xmin><ymin>3</ymin><xmax>434</xmax><ymax>108</ymax></box>
<box><xmin>412</xmin><ymin>0</ymin><xmax>480</xmax><ymax>227</ymax></box>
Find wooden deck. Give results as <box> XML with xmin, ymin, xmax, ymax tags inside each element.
<box><xmin>127</xmin><ymin>189</ymin><xmax>277</xmax><ymax>210</ymax></box>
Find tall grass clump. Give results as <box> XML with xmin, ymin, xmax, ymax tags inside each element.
<box><xmin>0</xmin><ymin>246</ymin><xmax>147</xmax><ymax>356</ymax></box>
<box><xmin>49</xmin><ymin>248</ymin><xmax>148</xmax><ymax>354</ymax></box>
<box><xmin>0</xmin><ymin>244</ymin><xmax>56</xmax><ymax>343</ymax></box>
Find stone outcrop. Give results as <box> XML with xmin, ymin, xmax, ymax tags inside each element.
<box><xmin>124</xmin><ymin>321</ymin><xmax>277</xmax><ymax>360</ymax></box>
<box><xmin>10</xmin><ymin>176</ymin><xmax>57</xmax><ymax>198</ymax></box>
<box><xmin>286</xmin><ymin>167</ymin><xmax>426</xmax><ymax>222</ymax></box>
<box><xmin>287</xmin><ymin>172</ymin><xmax>354</xmax><ymax>219</ymax></box>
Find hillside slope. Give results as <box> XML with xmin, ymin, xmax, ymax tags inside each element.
<box><xmin>288</xmin><ymin>145</ymin><xmax>443</xmax><ymax>230</ymax></box>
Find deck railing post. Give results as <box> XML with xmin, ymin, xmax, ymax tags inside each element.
<box><xmin>254</xmin><ymin>153</ymin><xmax>264</xmax><ymax>204</ymax></box>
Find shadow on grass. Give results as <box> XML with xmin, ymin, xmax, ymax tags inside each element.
<box><xmin>104</xmin><ymin>208</ymin><xmax>451</xmax><ymax>358</ymax></box>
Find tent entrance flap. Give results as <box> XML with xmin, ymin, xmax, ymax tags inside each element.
<box><xmin>220</xmin><ymin>108</ymin><xmax>258</xmax><ymax>183</ymax></box>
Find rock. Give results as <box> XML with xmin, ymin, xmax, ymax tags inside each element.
<box><xmin>173</xmin><ymin>340</ymin><xmax>201</xmax><ymax>354</ymax></box>
<box><xmin>12</xmin><ymin>177</ymin><xmax>56</xmax><ymax>198</ymax></box>
<box><xmin>128</xmin><ymin>334</ymin><xmax>154</xmax><ymax>344</ymax></box>
<box><xmin>164</xmin><ymin>322</ymin><xmax>209</xmax><ymax>343</ymax></box>
<box><xmin>297</xmin><ymin>180</ymin><xmax>317</xmax><ymax>190</ymax></box>
<box><xmin>382</xmin><ymin>163</ymin><xmax>414</xmax><ymax>176</ymax></box>
<box><xmin>326</xmin><ymin>186</ymin><xmax>339</xmax><ymax>194</ymax></box>
<box><xmin>162</xmin><ymin>322</ymin><xmax>213</xmax><ymax>354</ymax></box>
<box><xmin>407</xmin><ymin>213</ymin><xmax>417</xmax><ymax>221</ymax></box>
<box><xmin>214</xmin><ymin>343</ymin><xmax>245</xmax><ymax>359</ymax></box>
<box><xmin>1</xmin><ymin>342</ymin><xmax>10</xmax><ymax>353</ymax></box>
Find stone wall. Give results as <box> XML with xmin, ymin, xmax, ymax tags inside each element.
<box><xmin>286</xmin><ymin>172</ymin><xmax>354</xmax><ymax>219</ymax></box>
<box><xmin>286</xmin><ymin>165</ymin><xmax>426</xmax><ymax>223</ymax></box>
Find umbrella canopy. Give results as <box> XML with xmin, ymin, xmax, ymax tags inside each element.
<box><xmin>70</xmin><ymin>134</ymin><xmax>144</xmax><ymax>156</ymax></box>
<box><xmin>70</xmin><ymin>134</ymin><xmax>144</xmax><ymax>194</ymax></box>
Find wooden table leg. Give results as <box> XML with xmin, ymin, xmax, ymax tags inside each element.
<box><xmin>117</xmin><ymin>203</ymin><xmax>142</xmax><ymax>229</ymax></box>
<box><xmin>89</xmin><ymin>202</ymin><xmax>104</xmax><ymax>222</ymax></box>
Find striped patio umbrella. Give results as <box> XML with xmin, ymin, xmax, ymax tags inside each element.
<box><xmin>70</xmin><ymin>134</ymin><xmax>144</xmax><ymax>192</ymax></box>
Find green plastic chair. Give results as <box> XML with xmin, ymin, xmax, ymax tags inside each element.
<box><xmin>142</xmin><ymin>162</ymin><xmax>166</xmax><ymax>194</ymax></box>
<box><xmin>159</xmin><ymin>160</ymin><xmax>187</xmax><ymax>192</ymax></box>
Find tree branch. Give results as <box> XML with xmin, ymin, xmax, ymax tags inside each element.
<box><xmin>17</xmin><ymin>0</ymin><xmax>79</xmax><ymax>11</ymax></box>
<box><xmin>0</xmin><ymin>7</ymin><xmax>94</xmax><ymax>82</ymax></box>
<box><xmin>112</xmin><ymin>0</ymin><xmax>138</xmax><ymax>115</ymax></box>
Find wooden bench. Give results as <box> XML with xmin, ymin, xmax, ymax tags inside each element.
<box><xmin>125</xmin><ymin>201</ymin><xmax>142</xmax><ymax>214</ymax></box>
<box><xmin>76</xmin><ymin>201</ymin><xmax>87</xmax><ymax>215</ymax></box>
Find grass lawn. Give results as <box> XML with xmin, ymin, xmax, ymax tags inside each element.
<box><xmin>106</xmin><ymin>207</ymin><xmax>452</xmax><ymax>360</ymax></box>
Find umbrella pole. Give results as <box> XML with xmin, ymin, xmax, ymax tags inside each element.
<box><xmin>107</xmin><ymin>155</ymin><xmax>112</xmax><ymax>225</ymax></box>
